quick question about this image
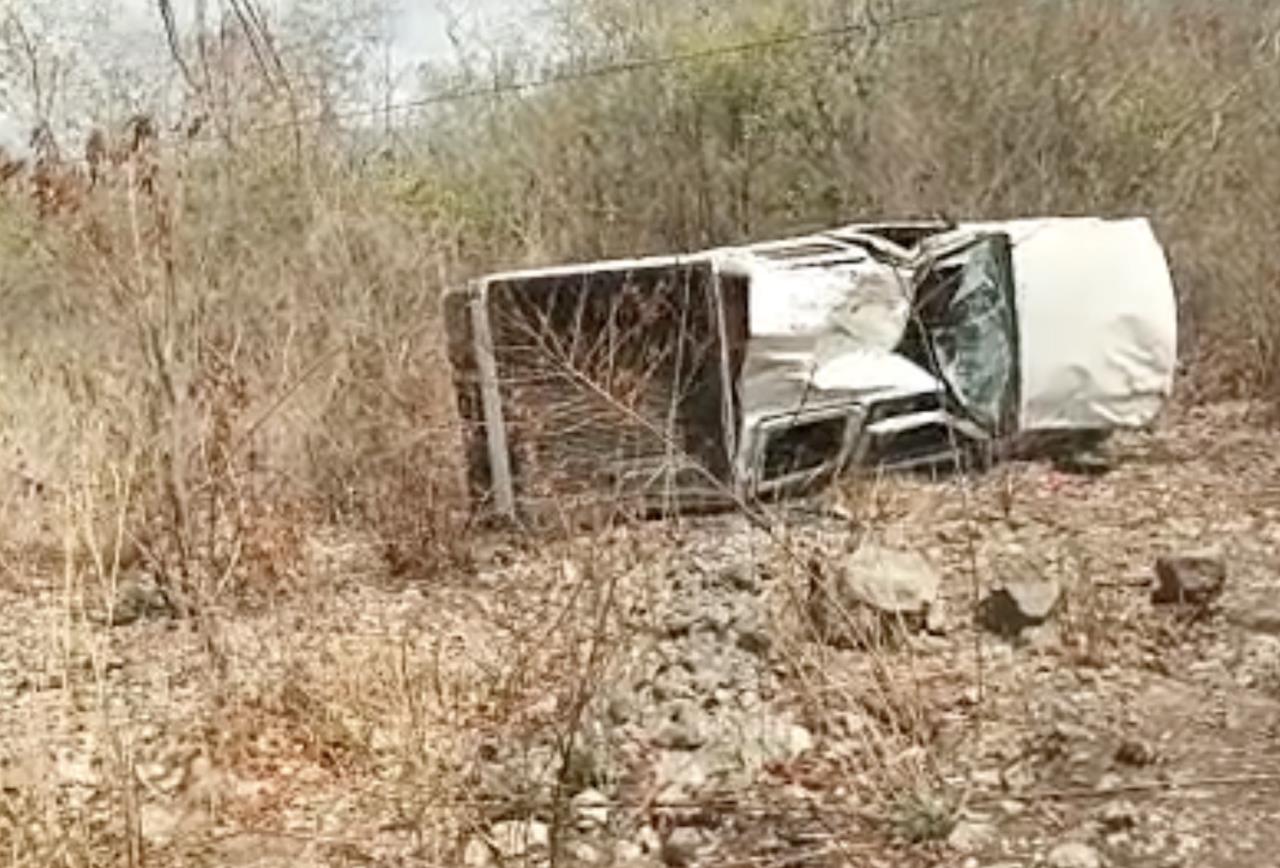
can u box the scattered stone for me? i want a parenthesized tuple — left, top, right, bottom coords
(0, 755, 44, 794)
(489, 820, 550, 860)
(721, 562, 760, 594)
(1053, 444, 1113, 477)
(636, 824, 663, 856)
(55, 751, 98, 788)
(607, 694, 637, 726)
(90, 572, 174, 627)
(614, 840, 647, 862)
(1114, 738, 1157, 768)
(785, 723, 815, 757)
(567, 840, 604, 864)
(661, 826, 708, 867)
(948, 819, 996, 854)
(1098, 800, 1137, 833)
(655, 701, 709, 751)
(845, 544, 942, 614)
(572, 788, 611, 831)
(1022, 623, 1062, 651)
(653, 751, 710, 797)
(1094, 772, 1125, 793)
(734, 618, 771, 655)
(466, 531, 808, 860)
(925, 602, 950, 636)
(1046, 841, 1103, 868)
(810, 544, 941, 646)
(981, 572, 1062, 637)
(1152, 551, 1226, 606)
(1171, 831, 1205, 859)
(140, 803, 182, 846)
(463, 836, 495, 868)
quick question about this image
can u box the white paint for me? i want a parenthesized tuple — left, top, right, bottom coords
(972, 217, 1178, 430)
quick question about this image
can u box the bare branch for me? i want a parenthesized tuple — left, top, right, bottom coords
(156, 0, 201, 93)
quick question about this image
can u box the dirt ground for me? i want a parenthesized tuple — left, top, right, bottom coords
(864, 399, 1280, 868)
(1, 400, 1277, 867)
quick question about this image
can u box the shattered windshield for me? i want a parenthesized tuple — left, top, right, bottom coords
(927, 235, 1018, 434)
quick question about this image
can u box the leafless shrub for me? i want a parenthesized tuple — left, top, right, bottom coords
(3, 0, 1279, 864)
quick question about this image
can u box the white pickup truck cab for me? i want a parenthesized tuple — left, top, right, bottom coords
(445, 217, 1176, 522)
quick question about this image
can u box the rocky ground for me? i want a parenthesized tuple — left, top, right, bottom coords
(1, 400, 1277, 867)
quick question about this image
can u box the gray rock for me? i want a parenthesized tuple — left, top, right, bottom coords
(617, 543, 806, 822)
(463, 836, 495, 868)
(606, 693, 637, 726)
(734, 615, 771, 656)
(655, 701, 709, 751)
(981, 573, 1062, 637)
(739, 719, 814, 773)
(614, 840, 646, 862)
(1152, 550, 1226, 605)
(662, 609, 696, 638)
(1021, 623, 1062, 651)
(567, 840, 604, 864)
(489, 820, 550, 860)
(54, 751, 99, 788)
(1053, 445, 1113, 477)
(661, 827, 708, 867)
(92, 572, 174, 627)
(572, 788, 611, 831)
(810, 544, 941, 646)
(925, 602, 950, 636)
(721, 562, 760, 593)
(844, 544, 942, 613)
(1098, 800, 1136, 833)
(140, 803, 182, 846)
(653, 750, 710, 796)
(636, 824, 663, 856)
(1046, 841, 1103, 868)
(1113, 738, 1157, 768)
(786, 723, 815, 756)
(947, 819, 996, 854)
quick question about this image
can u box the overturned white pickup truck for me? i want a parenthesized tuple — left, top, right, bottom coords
(444, 217, 1177, 522)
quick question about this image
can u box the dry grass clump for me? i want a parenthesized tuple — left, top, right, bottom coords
(2, 0, 1278, 596)
(0, 122, 471, 605)
(1, 0, 1279, 865)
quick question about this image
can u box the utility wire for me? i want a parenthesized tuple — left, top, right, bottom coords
(236, 0, 1016, 136)
(14, 0, 1017, 165)
(231, 0, 1028, 141)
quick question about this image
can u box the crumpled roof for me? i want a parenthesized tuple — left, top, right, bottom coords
(970, 217, 1177, 431)
(719, 215, 1176, 434)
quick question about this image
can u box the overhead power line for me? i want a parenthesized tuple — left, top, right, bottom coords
(17, 0, 1017, 164)
(236, 0, 1016, 137)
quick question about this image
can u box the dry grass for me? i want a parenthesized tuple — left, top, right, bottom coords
(1, 0, 1279, 865)
(415, 0, 1280, 405)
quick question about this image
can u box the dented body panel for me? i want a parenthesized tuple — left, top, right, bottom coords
(444, 216, 1177, 521)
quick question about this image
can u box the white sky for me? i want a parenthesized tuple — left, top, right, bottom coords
(0, 0, 534, 156)
(111, 0, 529, 67)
